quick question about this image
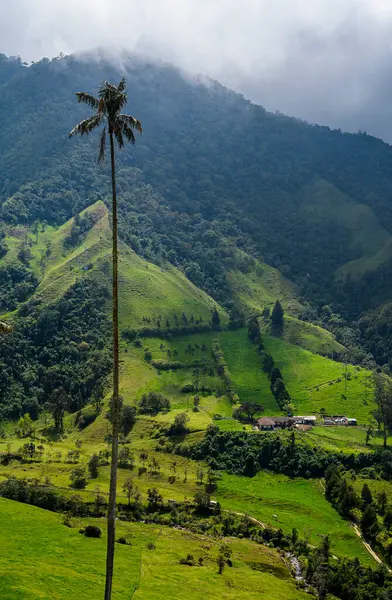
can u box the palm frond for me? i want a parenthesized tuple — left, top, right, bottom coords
(0, 321, 12, 334)
(98, 126, 107, 163)
(75, 92, 99, 109)
(119, 114, 143, 134)
(69, 114, 102, 138)
(98, 80, 110, 98)
(118, 77, 126, 92)
(114, 126, 124, 149)
(121, 123, 136, 144)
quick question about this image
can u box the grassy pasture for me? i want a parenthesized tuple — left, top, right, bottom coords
(0, 498, 308, 600)
(216, 471, 374, 565)
(263, 335, 374, 423)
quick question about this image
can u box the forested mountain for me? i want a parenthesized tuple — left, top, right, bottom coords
(1, 49, 392, 394)
(5, 52, 392, 600)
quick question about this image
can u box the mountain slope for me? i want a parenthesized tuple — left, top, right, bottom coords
(1, 201, 227, 327)
(299, 179, 392, 279)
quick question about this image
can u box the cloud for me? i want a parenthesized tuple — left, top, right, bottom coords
(3, 0, 392, 140)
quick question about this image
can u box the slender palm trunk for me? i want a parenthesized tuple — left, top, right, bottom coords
(104, 131, 120, 600)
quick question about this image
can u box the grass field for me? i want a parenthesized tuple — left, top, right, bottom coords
(218, 329, 279, 414)
(303, 426, 392, 454)
(0, 411, 377, 568)
(216, 471, 374, 565)
(280, 316, 344, 356)
(263, 335, 374, 423)
(0, 498, 309, 600)
(229, 251, 303, 316)
(119, 326, 374, 428)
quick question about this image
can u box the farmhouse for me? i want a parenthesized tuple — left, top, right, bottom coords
(293, 416, 317, 425)
(256, 417, 275, 431)
(323, 416, 358, 426)
(272, 416, 295, 429)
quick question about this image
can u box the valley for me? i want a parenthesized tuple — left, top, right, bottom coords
(1, 52, 392, 600)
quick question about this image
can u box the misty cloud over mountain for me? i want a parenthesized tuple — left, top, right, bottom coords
(3, 0, 392, 141)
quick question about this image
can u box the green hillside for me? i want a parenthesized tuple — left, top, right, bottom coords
(118, 327, 372, 424)
(264, 334, 374, 422)
(300, 179, 392, 279)
(228, 251, 344, 357)
(0, 498, 308, 600)
(1, 201, 227, 328)
(229, 251, 303, 316)
(216, 472, 373, 565)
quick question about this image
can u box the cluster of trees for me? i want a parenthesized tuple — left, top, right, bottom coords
(0, 261, 38, 311)
(359, 303, 392, 371)
(176, 425, 385, 478)
(247, 313, 291, 412)
(211, 338, 239, 403)
(373, 373, 392, 448)
(138, 392, 171, 415)
(325, 464, 392, 563)
(0, 277, 111, 420)
(260, 351, 292, 413)
(63, 210, 95, 249)
(122, 322, 213, 343)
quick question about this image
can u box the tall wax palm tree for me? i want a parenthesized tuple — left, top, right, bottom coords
(70, 78, 142, 600)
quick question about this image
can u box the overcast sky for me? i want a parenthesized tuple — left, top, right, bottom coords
(3, 0, 392, 141)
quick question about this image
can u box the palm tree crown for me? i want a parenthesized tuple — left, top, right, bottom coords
(69, 77, 142, 159)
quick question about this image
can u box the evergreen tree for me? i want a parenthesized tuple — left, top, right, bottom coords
(271, 300, 284, 326)
(361, 505, 378, 539)
(270, 367, 283, 386)
(247, 316, 261, 343)
(373, 373, 392, 448)
(361, 483, 373, 506)
(211, 307, 221, 328)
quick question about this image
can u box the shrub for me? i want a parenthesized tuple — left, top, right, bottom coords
(119, 447, 134, 469)
(168, 412, 190, 436)
(179, 554, 195, 566)
(122, 405, 136, 436)
(75, 406, 97, 430)
(151, 359, 185, 370)
(84, 525, 102, 538)
(181, 383, 194, 393)
(117, 536, 131, 545)
(144, 348, 152, 362)
(88, 454, 99, 479)
(70, 467, 87, 489)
